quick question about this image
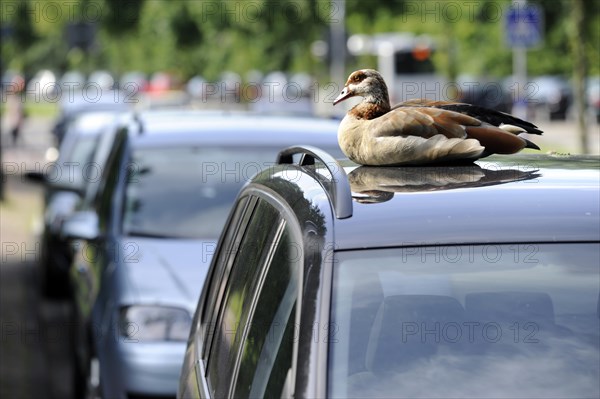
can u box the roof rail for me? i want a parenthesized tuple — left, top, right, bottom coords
(277, 145, 353, 219)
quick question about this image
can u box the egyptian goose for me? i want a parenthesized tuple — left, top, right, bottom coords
(333, 69, 542, 165)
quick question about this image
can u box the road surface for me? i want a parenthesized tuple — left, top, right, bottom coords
(1, 115, 73, 399)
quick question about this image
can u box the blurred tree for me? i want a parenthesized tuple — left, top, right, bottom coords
(13, 1, 38, 49)
(171, 4, 203, 48)
(567, 0, 589, 154)
(102, 0, 144, 34)
(1, 0, 598, 87)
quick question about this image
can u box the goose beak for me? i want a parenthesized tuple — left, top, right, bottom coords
(333, 87, 352, 106)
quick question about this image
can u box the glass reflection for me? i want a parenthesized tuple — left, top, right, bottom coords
(329, 243, 600, 398)
(348, 164, 540, 204)
(123, 146, 283, 238)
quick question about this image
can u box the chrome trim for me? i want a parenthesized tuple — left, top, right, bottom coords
(277, 145, 353, 219)
(195, 360, 210, 398)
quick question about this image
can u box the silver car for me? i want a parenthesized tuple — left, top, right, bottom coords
(62, 111, 343, 398)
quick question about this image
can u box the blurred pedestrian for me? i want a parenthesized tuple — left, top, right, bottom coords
(6, 74, 26, 146)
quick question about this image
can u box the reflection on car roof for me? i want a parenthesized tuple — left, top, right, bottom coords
(333, 154, 600, 250)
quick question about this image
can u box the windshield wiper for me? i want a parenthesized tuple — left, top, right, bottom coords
(125, 230, 176, 239)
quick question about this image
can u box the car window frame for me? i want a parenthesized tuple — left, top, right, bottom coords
(201, 187, 305, 398)
(228, 216, 300, 398)
(205, 197, 281, 395)
(93, 129, 128, 234)
(200, 195, 257, 360)
(178, 194, 252, 398)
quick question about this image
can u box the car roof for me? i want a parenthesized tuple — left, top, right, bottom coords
(129, 112, 341, 147)
(332, 155, 600, 249)
(258, 151, 599, 250)
(68, 111, 123, 137)
(59, 90, 132, 114)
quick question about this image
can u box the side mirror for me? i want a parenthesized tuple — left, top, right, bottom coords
(24, 171, 47, 184)
(62, 211, 100, 241)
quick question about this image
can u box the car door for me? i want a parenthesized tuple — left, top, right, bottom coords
(193, 193, 303, 398)
(70, 131, 127, 325)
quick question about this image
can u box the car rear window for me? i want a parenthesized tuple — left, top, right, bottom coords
(329, 243, 600, 399)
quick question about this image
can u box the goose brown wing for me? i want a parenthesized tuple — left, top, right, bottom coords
(394, 100, 543, 135)
(372, 107, 530, 154)
(436, 103, 543, 135)
(370, 107, 480, 139)
(394, 99, 462, 108)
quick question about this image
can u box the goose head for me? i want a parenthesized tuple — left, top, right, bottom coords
(333, 69, 391, 111)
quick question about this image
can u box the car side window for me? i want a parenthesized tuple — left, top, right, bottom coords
(94, 135, 126, 232)
(200, 197, 250, 314)
(206, 199, 282, 398)
(232, 221, 300, 398)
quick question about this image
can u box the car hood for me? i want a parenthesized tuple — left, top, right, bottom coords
(118, 237, 216, 312)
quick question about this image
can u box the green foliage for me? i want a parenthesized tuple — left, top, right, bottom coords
(2, 0, 598, 82)
(171, 4, 203, 48)
(102, 0, 144, 34)
(13, 1, 38, 48)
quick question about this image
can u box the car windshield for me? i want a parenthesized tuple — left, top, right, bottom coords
(67, 135, 98, 166)
(122, 146, 285, 239)
(329, 243, 600, 399)
(51, 135, 98, 187)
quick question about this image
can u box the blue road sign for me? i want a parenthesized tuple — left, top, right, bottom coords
(505, 4, 544, 48)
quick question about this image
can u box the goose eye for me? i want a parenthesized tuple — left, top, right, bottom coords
(353, 73, 366, 83)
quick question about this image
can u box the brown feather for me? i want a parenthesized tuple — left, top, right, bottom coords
(464, 126, 527, 154)
(395, 99, 462, 108)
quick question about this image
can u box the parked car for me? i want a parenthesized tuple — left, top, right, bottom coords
(26, 111, 126, 298)
(531, 75, 573, 120)
(52, 89, 132, 145)
(59, 70, 86, 92)
(26, 69, 57, 97)
(457, 76, 511, 113)
(179, 148, 600, 399)
(586, 76, 600, 123)
(503, 75, 573, 120)
(62, 112, 343, 399)
(119, 71, 148, 95)
(1, 70, 24, 93)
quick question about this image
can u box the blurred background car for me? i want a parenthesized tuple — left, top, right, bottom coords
(456, 75, 512, 113)
(503, 75, 574, 121)
(529, 75, 573, 120)
(58, 70, 86, 92)
(87, 70, 116, 90)
(26, 111, 126, 298)
(25, 69, 57, 98)
(586, 76, 600, 122)
(119, 71, 149, 96)
(62, 111, 344, 399)
(52, 88, 133, 145)
(1, 70, 24, 93)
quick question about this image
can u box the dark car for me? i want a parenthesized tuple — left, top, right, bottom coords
(27, 111, 126, 298)
(529, 75, 573, 120)
(502, 75, 573, 121)
(457, 77, 512, 113)
(179, 148, 600, 399)
(61, 112, 343, 399)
